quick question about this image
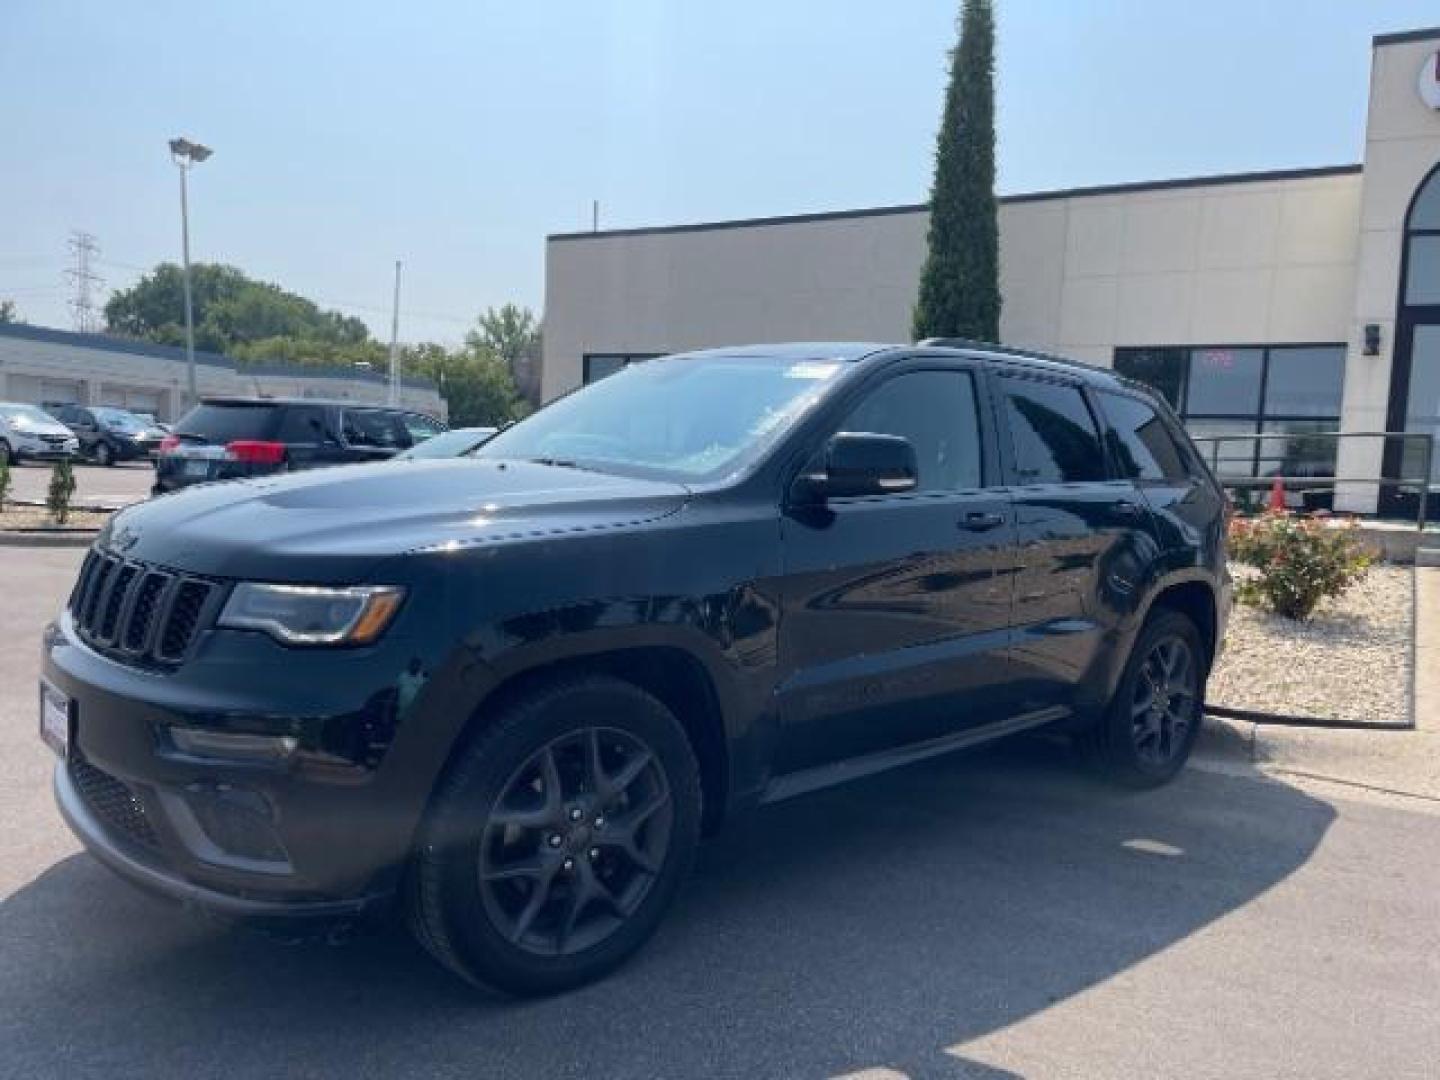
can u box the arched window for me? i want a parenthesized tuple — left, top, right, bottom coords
(1404, 165, 1440, 306)
(1393, 163, 1440, 502)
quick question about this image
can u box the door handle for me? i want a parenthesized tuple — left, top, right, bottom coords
(960, 510, 1006, 531)
(1113, 500, 1144, 519)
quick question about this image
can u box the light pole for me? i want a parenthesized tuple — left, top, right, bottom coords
(169, 137, 212, 409)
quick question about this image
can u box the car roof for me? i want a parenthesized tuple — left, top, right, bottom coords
(198, 396, 424, 409)
(656, 341, 1140, 393)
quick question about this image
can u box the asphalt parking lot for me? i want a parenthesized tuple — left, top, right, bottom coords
(1, 548, 1437, 1079)
(6, 459, 155, 508)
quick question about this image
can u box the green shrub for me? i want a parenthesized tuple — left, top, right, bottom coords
(47, 459, 76, 525)
(1227, 512, 1374, 621)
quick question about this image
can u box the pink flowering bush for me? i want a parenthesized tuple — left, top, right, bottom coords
(1227, 512, 1375, 621)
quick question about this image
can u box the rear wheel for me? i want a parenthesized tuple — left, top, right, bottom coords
(407, 675, 702, 995)
(93, 441, 114, 467)
(1081, 609, 1205, 788)
(0, 440, 11, 467)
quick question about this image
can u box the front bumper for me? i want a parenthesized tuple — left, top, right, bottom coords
(42, 587, 453, 920)
(11, 435, 78, 459)
(53, 760, 384, 919)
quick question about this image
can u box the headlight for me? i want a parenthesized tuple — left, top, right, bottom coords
(218, 583, 404, 646)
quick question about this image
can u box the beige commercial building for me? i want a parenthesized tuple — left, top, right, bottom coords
(543, 27, 1440, 514)
(0, 323, 446, 421)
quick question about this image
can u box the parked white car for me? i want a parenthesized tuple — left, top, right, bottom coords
(0, 402, 80, 466)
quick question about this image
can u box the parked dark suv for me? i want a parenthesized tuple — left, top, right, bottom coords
(152, 397, 447, 493)
(43, 403, 165, 465)
(42, 342, 1230, 995)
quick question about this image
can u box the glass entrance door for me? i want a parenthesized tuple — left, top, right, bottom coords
(1398, 320, 1440, 508)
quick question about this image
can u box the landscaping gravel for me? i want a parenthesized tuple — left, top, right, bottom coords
(1207, 563, 1413, 723)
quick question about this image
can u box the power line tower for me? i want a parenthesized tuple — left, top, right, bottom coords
(65, 231, 105, 333)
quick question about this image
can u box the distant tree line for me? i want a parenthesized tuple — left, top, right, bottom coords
(103, 263, 540, 426)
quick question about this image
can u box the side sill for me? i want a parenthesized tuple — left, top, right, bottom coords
(759, 705, 1069, 805)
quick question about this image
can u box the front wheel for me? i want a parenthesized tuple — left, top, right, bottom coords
(0, 440, 11, 467)
(407, 675, 702, 995)
(92, 441, 114, 467)
(1080, 609, 1206, 788)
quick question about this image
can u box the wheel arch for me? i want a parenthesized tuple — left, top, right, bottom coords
(445, 644, 732, 836)
(1141, 576, 1219, 672)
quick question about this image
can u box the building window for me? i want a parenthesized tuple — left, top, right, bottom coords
(1114, 344, 1346, 478)
(583, 353, 661, 384)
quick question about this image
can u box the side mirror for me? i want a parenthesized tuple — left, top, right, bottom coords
(794, 432, 919, 502)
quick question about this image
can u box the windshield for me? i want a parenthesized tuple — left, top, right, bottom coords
(475, 355, 846, 481)
(0, 404, 59, 426)
(91, 408, 147, 432)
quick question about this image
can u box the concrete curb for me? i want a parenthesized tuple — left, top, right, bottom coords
(0, 529, 99, 548)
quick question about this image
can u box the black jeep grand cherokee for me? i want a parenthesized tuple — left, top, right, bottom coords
(42, 342, 1230, 995)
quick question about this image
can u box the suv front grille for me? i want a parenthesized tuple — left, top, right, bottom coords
(69, 749, 160, 850)
(69, 549, 224, 666)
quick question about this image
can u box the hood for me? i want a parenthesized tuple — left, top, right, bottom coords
(7, 415, 73, 437)
(105, 458, 689, 581)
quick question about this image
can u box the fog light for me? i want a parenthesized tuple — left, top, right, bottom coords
(170, 728, 298, 762)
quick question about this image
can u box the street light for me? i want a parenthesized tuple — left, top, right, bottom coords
(169, 137, 212, 409)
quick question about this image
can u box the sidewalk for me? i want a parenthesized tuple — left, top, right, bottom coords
(1196, 566, 1440, 803)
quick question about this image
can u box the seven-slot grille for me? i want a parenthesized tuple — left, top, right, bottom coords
(69, 549, 222, 665)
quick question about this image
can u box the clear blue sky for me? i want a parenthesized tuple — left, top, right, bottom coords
(2, 1, 1437, 344)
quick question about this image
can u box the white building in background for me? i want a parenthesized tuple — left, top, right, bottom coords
(0, 323, 446, 421)
(543, 26, 1440, 514)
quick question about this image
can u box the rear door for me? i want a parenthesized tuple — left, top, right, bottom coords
(1094, 388, 1227, 568)
(776, 361, 1017, 774)
(994, 372, 1159, 713)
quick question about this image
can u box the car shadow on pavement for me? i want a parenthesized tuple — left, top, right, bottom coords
(0, 738, 1334, 1080)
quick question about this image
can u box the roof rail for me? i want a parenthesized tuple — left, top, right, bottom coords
(915, 337, 1106, 373)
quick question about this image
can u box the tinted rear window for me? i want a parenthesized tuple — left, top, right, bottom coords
(1100, 392, 1194, 482)
(174, 403, 281, 443)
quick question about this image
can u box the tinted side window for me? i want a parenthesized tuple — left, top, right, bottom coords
(400, 412, 445, 441)
(1000, 378, 1106, 484)
(1101, 392, 1192, 482)
(837, 370, 982, 492)
(343, 409, 405, 448)
(276, 405, 328, 443)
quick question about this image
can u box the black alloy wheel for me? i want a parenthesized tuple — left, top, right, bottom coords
(478, 726, 674, 956)
(408, 675, 701, 995)
(1129, 636, 1198, 767)
(1081, 608, 1206, 788)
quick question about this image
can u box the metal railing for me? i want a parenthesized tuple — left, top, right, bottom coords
(1188, 430, 1436, 532)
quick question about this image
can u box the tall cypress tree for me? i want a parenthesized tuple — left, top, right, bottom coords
(912, 0, 1000, 342)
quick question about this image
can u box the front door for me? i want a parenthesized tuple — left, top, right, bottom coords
(775, 364, 1017, 775)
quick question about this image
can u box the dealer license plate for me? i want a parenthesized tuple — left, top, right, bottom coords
(40, 681, 70, 758)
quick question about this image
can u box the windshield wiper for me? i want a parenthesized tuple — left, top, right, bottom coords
(524, 456, 587, 470)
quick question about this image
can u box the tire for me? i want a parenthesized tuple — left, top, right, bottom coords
(0, 441, 11, 467)
(1080, 609, 1206, 789)
(93, 441, 114, 467)
(407, 674, 703, 996)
